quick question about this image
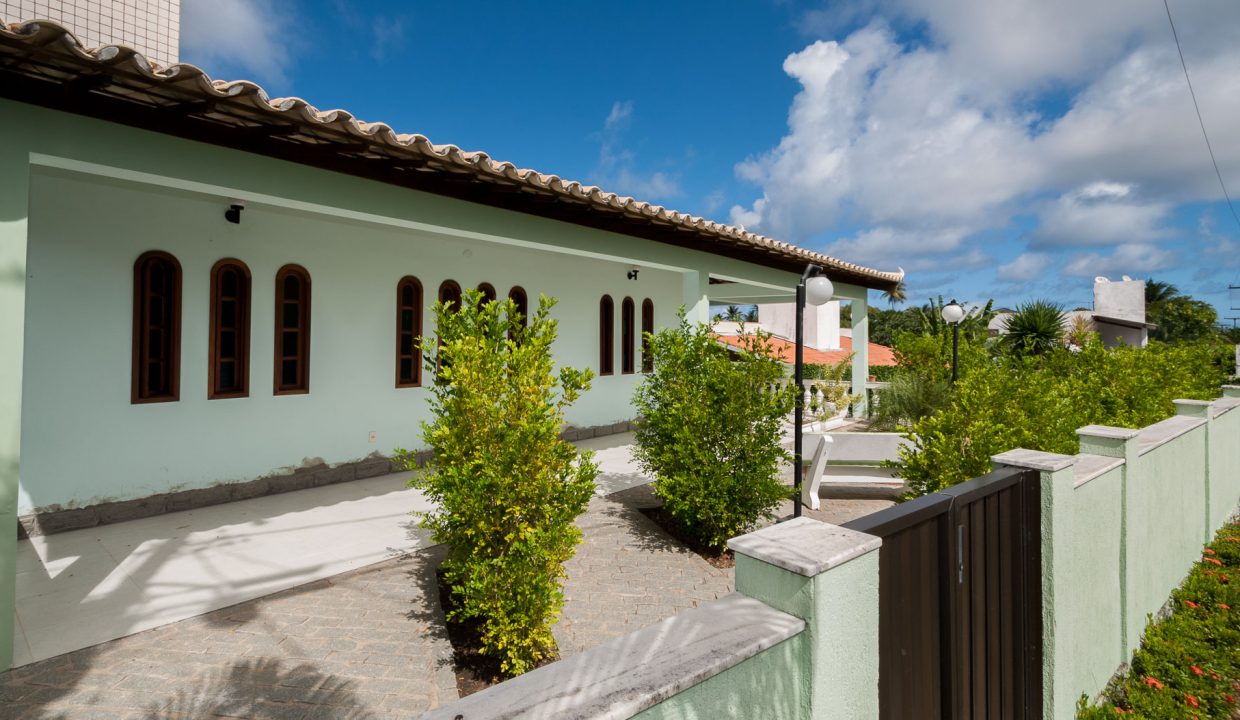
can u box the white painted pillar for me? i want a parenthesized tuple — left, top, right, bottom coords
(850, 296, 869, 418)
(0, 140, 28, 671)
(681, 270, 709, 325)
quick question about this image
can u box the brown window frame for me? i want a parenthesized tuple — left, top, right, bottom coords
(274, 264, 311, 395)
(208, 258, 252, 399)
(508, 286, 528, 342)
(438, 279, 463, 312)
(131, 250, 182, 403)
(396, 276, 423, 388)
(599, 295, 615, 376)
(621, 297, 636, 374)
(641, 298, 655, 373)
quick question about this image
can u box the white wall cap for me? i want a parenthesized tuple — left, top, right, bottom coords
(728, 517, 880, 577)
(418, 592, 803, 720)
(991, 448, 1078, 472)
(1073, 453, 1125, 488)
(1076, 425, 1140, 440)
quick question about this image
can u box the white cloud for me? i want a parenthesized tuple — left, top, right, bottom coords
(731, 1, 1240, 286)
(997, 253, 1052, 283)
(605, 101, 634, 131)
(592, 101, 682, 201)
(1030, 183, 1172, 247)
(1062, 243, 1180, 277)
(181, 0, 293, 86)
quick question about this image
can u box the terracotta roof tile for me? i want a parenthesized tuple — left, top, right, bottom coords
(0, 18, 905, 290)
(715, 334, 898, 367)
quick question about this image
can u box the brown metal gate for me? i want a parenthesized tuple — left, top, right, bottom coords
(843, 466, 1043, 720)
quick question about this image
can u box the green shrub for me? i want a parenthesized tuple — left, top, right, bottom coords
(1077, 520, 1240, 719)
(633, 317, 795, 552)
(899, 340, 1225, 496)
(1000, 300, 1067, 355)
(870, 370, 953, 431)
(399, 291, 597, 676)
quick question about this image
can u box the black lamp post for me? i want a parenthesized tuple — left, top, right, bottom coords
(793, 264, 835, 518)
(941, 299, 965, 383)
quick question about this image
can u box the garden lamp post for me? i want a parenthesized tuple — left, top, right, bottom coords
(793, 265, 835, 518)
(941, 299, 965, 383)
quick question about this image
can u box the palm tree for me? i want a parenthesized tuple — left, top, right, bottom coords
(743, 307, 759, 323)
(1145, 279, 1180, 304)
(882, 279, 908, 307)
(1002, 300, 1066, 355)
(724, 305, 745, 322)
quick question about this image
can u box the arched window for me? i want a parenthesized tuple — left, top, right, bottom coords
(209, 258, 251, 399)
(438, 280, 462, 312)
(274, 265, 311, 395)
(599, 295, 614, 376)
(396, 276, 423, 388)
(641, 299, 654, 373)
(132, 251, 182, 403)
(477, 282, 497, 305)
(508, 286, 528, 342)
(621, 297, 636, 375)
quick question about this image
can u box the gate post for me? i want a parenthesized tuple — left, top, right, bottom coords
(730, 518, 882, 719)
(992, 449, 1077, 720)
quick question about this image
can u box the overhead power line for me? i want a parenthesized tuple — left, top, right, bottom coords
(1162, 0, 1240, 240)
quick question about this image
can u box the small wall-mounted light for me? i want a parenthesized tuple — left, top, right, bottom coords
(224, 200, 245, 224)
(627, 267, 640, 280)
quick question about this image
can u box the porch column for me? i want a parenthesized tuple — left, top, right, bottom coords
(681, 269, 709, 324)
(850, 296, 869, 418)
(0, 144, 28, 671)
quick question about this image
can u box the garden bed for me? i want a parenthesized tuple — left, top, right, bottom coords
(638, 505, 735, 569)
(435, 570, 560, 697)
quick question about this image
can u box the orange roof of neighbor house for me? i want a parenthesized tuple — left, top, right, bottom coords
(715, 334, 898, 367)
(0, 19, 907, 291)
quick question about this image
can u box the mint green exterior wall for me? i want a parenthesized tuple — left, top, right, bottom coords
(1041, 464, 1126, 719)
(1005, 398, 1240, 719)
(632, 634, 808, 720)
(1209, 405, 1240, 531)
(1125, 430, 1207, 649)
(0, 98, 874, 516)
(0, 102, 30, 671)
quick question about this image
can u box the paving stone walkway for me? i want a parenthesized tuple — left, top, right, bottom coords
(0, 546, 457, 720)
(0, 484, 890, 719)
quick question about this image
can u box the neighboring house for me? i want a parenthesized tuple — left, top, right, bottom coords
(989, 276, 1154, 348)
(0, 6, 904, 665)
(713, 301, 898, 371)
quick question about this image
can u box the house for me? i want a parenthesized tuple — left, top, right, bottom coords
(989, 276, 1154, 348)
(0, 8, 903, 670)
(713, 301, 898, 370)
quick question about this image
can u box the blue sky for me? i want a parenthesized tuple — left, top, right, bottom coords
(180, 0, 1240, 318)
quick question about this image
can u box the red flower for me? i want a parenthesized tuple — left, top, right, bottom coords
(1192, 665, 1204, 676)
(1220, 603, 1232, 610)
(1144, 676, 1165, 690)
(1211, 672, 1220, 681)
(1226, 693, 1236, 703)
(1205, 557, 1224, 566)
(1205, 548, 1216, 555)
(1185, 600, 1200, 608)
(1221, 575, 1230, 584)
(1185, 694, 1199, 708)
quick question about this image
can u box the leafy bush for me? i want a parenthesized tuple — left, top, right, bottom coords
(633, 317, 795, 552)
(870, 370, 953, 431)
(1077, 520, 1240, 719)
(400, 291, 597, 676)
(899, 340, 1225, 496)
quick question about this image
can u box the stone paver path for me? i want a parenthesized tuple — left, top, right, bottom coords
(1, 481, 891, 719)
(0, 546, 456, 720)
(554, 487, 733, 655)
